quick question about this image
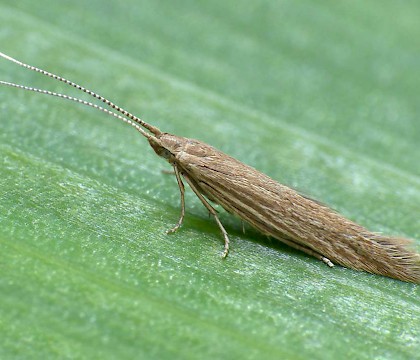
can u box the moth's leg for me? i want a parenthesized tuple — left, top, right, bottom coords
(182, 174, 230, 258)
(162, 169, 175, 175)
(166, 165, 185, 234)
(279, 238, 334, 267)
(321, 257, 334, 267)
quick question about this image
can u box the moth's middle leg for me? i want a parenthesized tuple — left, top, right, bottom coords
(182, 173, 230, 258)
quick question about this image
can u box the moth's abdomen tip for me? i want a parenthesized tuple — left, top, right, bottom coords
(379, 236, 420, 283)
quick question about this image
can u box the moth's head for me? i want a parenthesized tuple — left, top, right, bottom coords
(148, 133, 187, 163)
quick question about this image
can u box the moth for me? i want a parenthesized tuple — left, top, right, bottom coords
(1, 51, 419, 283)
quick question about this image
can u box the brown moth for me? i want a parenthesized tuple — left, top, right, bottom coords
(1, 51, 419, 283)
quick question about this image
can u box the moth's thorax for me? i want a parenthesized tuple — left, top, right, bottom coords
(148, 132, 216, 164)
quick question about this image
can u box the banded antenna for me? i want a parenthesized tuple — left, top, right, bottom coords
(0, 51, 161, 140)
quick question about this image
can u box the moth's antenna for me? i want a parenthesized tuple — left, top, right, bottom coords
(0, 51, 161, 136)
(0, 80, 154, 140)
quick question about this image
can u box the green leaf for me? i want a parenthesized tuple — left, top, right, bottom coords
(1, 1, 419, 359)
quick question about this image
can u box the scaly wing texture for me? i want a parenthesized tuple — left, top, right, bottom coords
(179, 140, 420, 283)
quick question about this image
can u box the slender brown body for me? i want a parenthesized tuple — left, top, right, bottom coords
(2, 51, 419, 283)
(152, 133, 420, 283)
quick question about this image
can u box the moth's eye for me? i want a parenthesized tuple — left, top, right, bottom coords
(161, 149, 173, 159)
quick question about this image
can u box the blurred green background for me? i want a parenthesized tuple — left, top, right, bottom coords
(0, 1, 419, 359)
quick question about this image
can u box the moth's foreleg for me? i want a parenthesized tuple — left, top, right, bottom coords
(182, 173, 230, 258)
(166, 165, 185, 234)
